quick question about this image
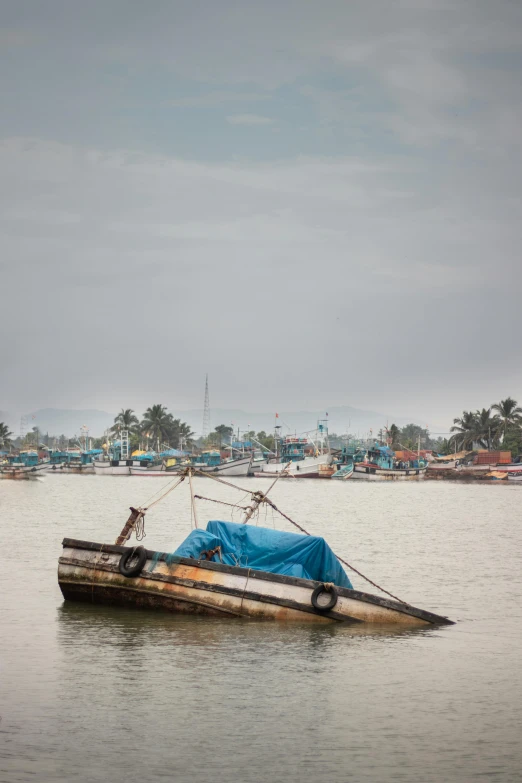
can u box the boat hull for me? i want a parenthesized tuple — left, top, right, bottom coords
(352, 465, 427, 481)
(197, 457, 252, 477)
(0, 462, 50, 479)
(331, 465, 354, 480)
(50, 464, 95, 474)
(57, 538, 452, 626)
(256, 454, 332, 479)
(93, 460, 132, 476)
(129, 465, 181, 477)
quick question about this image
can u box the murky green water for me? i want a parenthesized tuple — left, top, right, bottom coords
(1, 475, 521, 782)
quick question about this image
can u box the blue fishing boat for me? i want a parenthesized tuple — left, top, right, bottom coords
(0, 451, 50, 479)
(332, 442, 427, 481)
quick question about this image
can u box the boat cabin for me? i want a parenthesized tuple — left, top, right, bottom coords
(192, 451, 221, 467)
(9, 451, 39, 467)
(279, 437, 309, 463)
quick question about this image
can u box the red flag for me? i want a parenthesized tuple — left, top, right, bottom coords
(275, 412, 279, 418)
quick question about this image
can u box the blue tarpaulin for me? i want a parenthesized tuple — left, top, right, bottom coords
(173, 520, 353, 589)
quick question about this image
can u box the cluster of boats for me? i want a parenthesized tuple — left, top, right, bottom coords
(5, 426, 522, 483)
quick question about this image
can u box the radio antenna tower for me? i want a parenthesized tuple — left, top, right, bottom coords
(202, 374, 210, 439)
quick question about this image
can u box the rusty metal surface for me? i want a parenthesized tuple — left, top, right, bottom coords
(57, 544, 438, 626)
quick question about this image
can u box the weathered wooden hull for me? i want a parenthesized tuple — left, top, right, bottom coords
(352, 465, 427, 481)
(0, 462, 50, 479)
(50, 464, 95, 474)
(58, 539, 452, 626)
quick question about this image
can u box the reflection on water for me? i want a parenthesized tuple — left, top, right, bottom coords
(1, 476, 522, 782)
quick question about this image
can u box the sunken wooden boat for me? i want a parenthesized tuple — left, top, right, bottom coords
(57, 471, 453, 626)
(58, 537, 452, 625)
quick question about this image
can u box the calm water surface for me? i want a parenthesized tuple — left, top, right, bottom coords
(1, 476, 521, 782)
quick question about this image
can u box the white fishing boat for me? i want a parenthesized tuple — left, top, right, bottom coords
(57, 468, 453, 627)
(93, 459, 136, 476)
(255, 426, 332, 479)
(196, 455, 252, 477)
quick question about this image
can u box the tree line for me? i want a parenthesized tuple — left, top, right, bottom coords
(111, 405, 194, 452)
(447, 397, 522, 454)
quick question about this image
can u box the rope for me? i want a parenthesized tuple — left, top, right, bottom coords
(194, 495, 250, 512)
(135, 514, 146, 541)
(192, 469, 250, 493)
(263, 497, 410, 606)
(141, 473, 186, 511)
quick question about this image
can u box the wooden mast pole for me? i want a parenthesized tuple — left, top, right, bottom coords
(242, 463, 291, 524)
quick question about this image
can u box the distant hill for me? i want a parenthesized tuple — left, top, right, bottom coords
(23, 408, 115, 438)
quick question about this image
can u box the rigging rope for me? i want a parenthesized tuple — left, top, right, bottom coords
(194, 495, 250, 512)
(262, 496, 410, 606)
(141, 473, 187, 511)
(130, 465, 407, 605)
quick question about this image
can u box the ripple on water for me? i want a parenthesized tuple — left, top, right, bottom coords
(1, 476, 522, 782)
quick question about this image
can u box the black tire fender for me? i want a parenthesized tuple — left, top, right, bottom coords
(311, 583, 338, 612)
(119, 546, 147, 578)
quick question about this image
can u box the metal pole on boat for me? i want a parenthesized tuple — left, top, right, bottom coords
(188, 467, 199, 528)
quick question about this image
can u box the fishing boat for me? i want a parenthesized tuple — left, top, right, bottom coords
(191, 451, 252, 477)
(336, 443, 427, 481)
(507, 472, 522, 482)
(93, 430, 143, 476)
(0, 451, 50, 479)
(331, 464, 354, 480)
(50, 448, 103, 474)
(331, 442, 427, 481)
(255, 430, 332, 479)
(57, 469, 453, 626)
(249, 450, 269, 475)
(129, 450, 188, 477)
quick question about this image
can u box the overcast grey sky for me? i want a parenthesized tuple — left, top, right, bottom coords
(1, 0, 521, 427)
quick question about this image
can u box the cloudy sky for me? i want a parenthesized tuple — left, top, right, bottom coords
(1, 0, 522, 428)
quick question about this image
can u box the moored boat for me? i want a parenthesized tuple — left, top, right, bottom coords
(57, 468, 453, 626)
(331, 464, 354, 480)
(50, 448, 103, 474)
(350, 444, 426, 481)
(0, 451, 50, 479)
(255, 433, 332, 478)
(191, 451, 252, 477)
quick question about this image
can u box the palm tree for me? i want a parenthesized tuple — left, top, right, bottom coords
(111, 408, 139, 435)
(473, 408, 501, 450)
(450, 410, 477, 450)
(141, 405, 173, 451)
(492, 397, 522, 440)
(0, 422, 13, 450)
(168, 418, 195, 450)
